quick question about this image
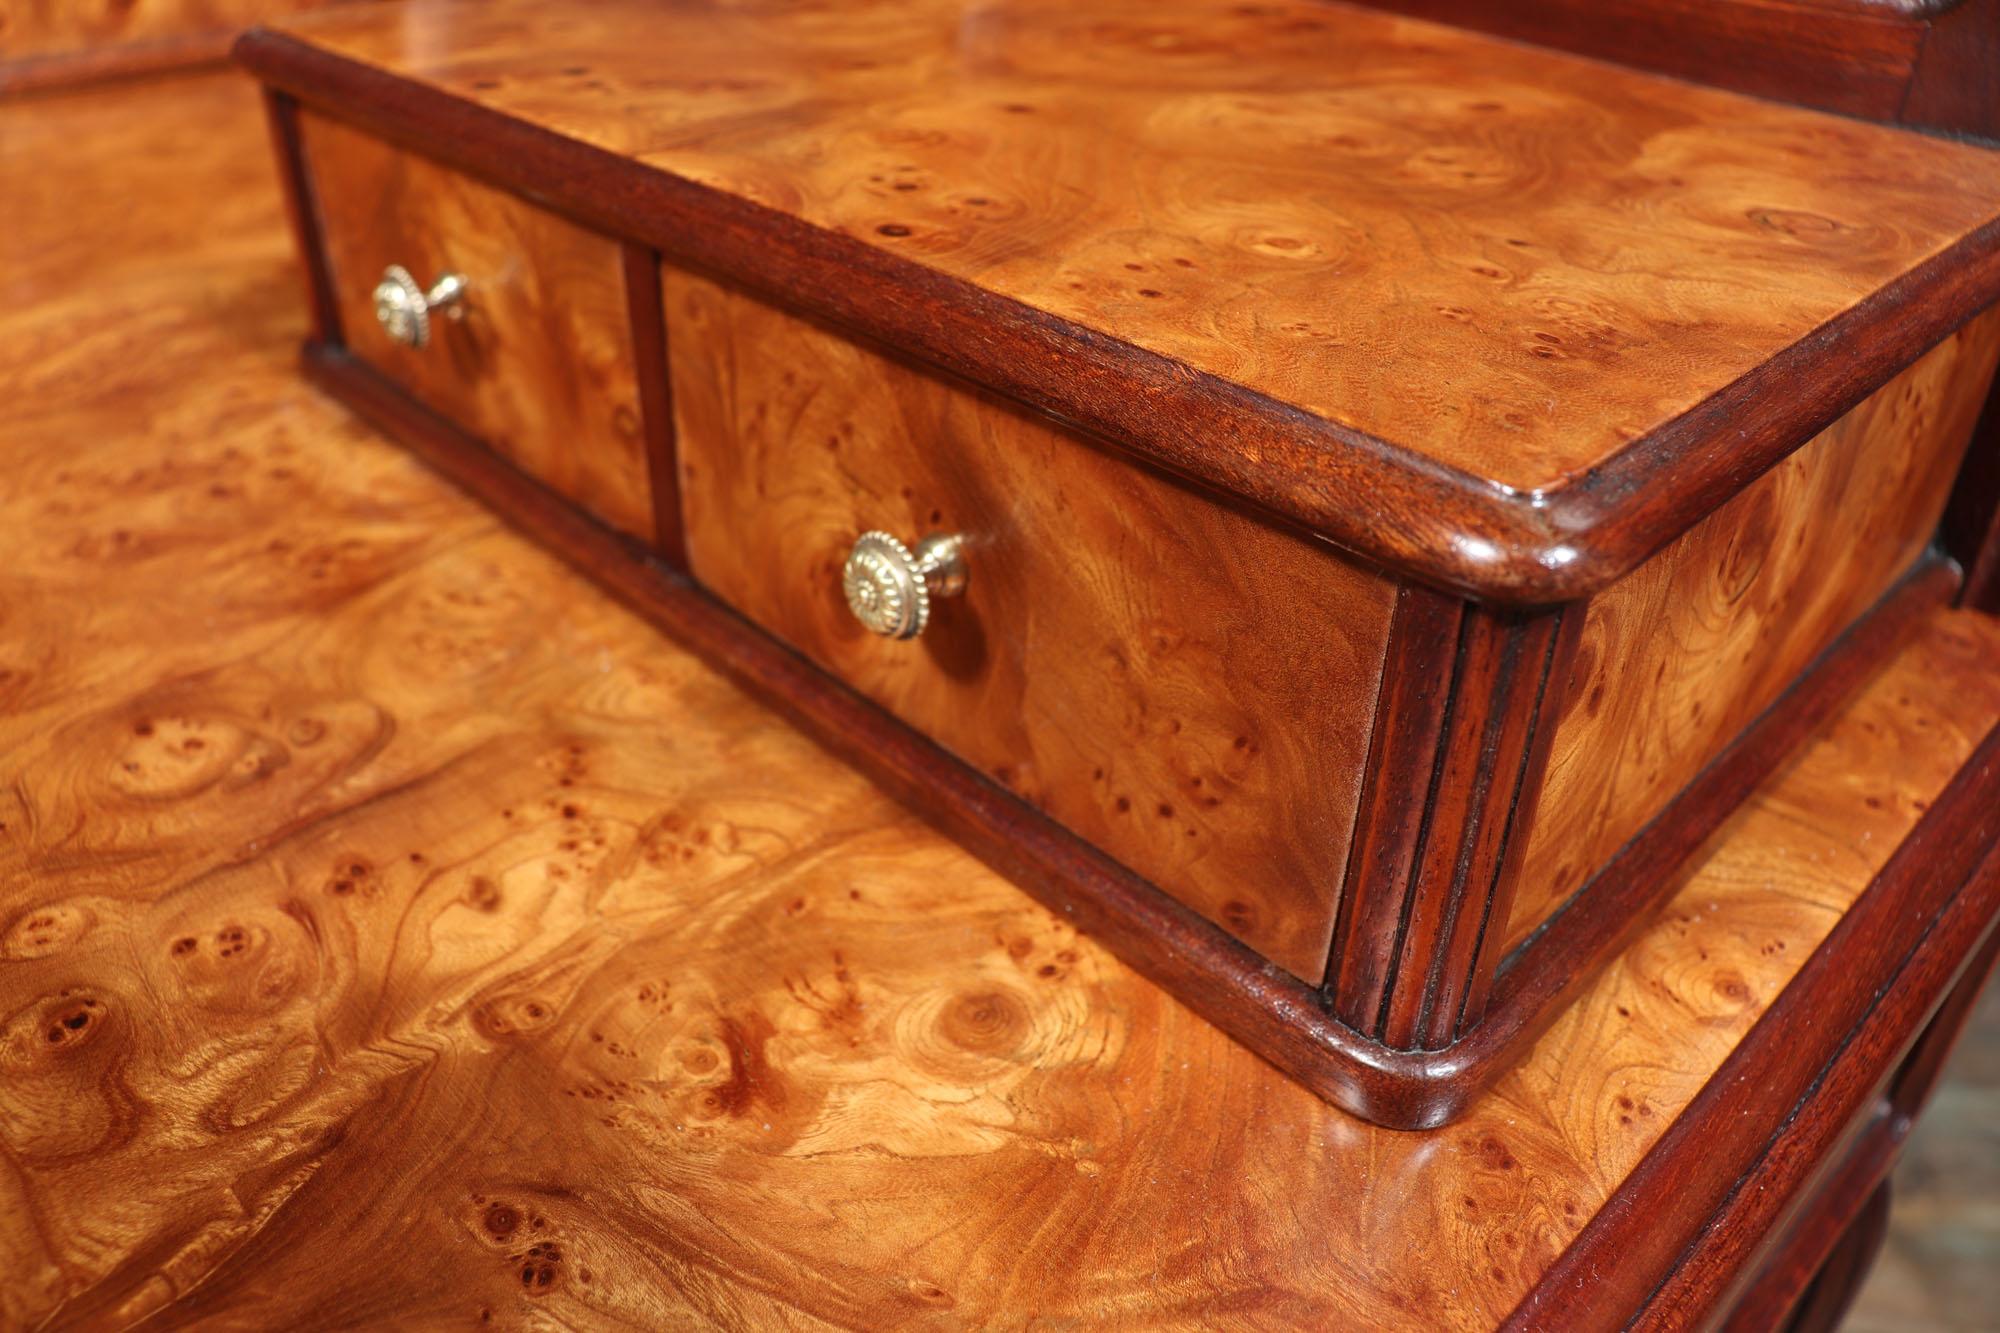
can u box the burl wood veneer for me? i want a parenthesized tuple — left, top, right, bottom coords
(10, 77, 2000, 1326)
(1510, 308, 2000, 949)
(240, 0, 2000, 581)
(300, 109, 656, 541)
(237, 0, 2000, 1120)
(670, 270, 1398, 978)
(0, 0, 354, 94)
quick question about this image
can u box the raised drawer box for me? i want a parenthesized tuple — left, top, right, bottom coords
(300, 110, 660, 542)
(239, 0, 2000, 1126)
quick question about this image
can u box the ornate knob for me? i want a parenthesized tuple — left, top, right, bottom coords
(842, 531, 967, 640)
(372, 264, 468, 348)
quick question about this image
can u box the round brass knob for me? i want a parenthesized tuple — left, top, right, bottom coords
(372, 264, 469, 349)
(842, 531, 967, 640)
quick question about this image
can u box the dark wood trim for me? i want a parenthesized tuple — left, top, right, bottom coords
(1944, 374, 2000, 612)
(1889, 916, 2000, 1116)
(1326, 585, 1463, 1025)
(1325, 601, 1579, 1050)
(1897, 0, 2000, 138)
(1458, 609, 1584, 1030)
(1771, 1180, 1895, 1333)
(293, 343, 1962, 1130)
(1720, 1111, 1902, 1332)
(261, 88, 343, 350)
(0, 31, 235, 99)
(619, 241, 686, 570)
(1334, 0, 2000, 143)
(1505, 728, 2000, 1329)
(1333, 0, 1929, 123)
(233, 31, 2000, 605)
(1723, 918, 2000, 1333)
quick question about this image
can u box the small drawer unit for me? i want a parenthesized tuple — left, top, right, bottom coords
(669, 269, 1399, 980)
(241, 0, 2000, 1126)
(299, 109, 657, 542)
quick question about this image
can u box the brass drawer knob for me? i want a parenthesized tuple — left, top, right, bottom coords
(372, 264, 469, 348)
(842, 531, 967, 640)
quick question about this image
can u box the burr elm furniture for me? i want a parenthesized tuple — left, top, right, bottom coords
(236, 0, 2000, 1127)
(11, 60, 2000, 1331)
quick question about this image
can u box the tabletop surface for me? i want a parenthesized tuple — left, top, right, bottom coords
(263, 0, 2000, 497)
(7, 67, 2000, 1330)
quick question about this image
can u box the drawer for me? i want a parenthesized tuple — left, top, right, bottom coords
(298, 110, 655, 541)
(244, 4, 2000, 1123)
(668, 270, 1400, 980)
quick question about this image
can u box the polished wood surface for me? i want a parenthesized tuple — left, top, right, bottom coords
(1335, 0, 1931, 124)
(301, 107, 655, 540)
(246, 0, 2000, 1102)
(1329, 593, 1577, 1045)
(258, 0, 2000, 493)
(240, 0, 2000, 602)
(669, 269, 1396, 979)
(1339, 0, 2000, 143)
(12, 70, 2000, 1330)
(0, 0, 352, 93)
(1507, 307, 2000, 949)
(1, 0, 337, 58)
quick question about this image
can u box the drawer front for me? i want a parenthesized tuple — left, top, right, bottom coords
(668, 270, 1398, 979)
(299, 111, 655, 541)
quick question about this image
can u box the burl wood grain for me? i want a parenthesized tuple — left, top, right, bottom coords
(668, 269, 1396, 980)
(0, 0, 346, 79)
(1506, 308, 2000, 950)
(12, 70, 2000, 1331)
(300, 108, 655, 540)
(265, 0, 2000, 496)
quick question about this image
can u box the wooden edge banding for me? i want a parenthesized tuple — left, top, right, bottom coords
(1726, 918, 1998, 1333)
(232, 31, 2000, 604)
(262, 88, 343, 349)
(1455, 608, 1583, 1035)
(1505, 728, 2000, 1329)
(1440, 600, 1576, 1040)
(1327, 601, 1580, 1052)
(619, 241, 686, 569)
(1326, 585, 1463, 1027)
(1888, 918, 2000, 1117)
(0, 31, 236, 99)
(290, 348, 1970, 1131)
(1719, 1107, 1905, 1333)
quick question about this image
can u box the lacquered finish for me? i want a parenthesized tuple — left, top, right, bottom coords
(0, 0, 349, 91)
(1338, 0, 2000, 143)
(239, 0, 2000, 1092)
(670, 269, 1397, 979)
(240, 0, 2000, 601)
(300, 108, 655, 539)
(1507, 307, 2000, 948)
(12, 72, 2000, 1329)
(1329, 596, 1578, 1046)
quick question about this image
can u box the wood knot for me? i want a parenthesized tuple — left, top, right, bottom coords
(517, 1241, 563, 1295)
(483, 1202, 521, 1240)
(41, 996, 104, 1049)
(474, 994, 558, 1039)
(1747, 207, 1847, 239)
(939, 989, 1029, 1055)
(3, 903, 93, 959)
